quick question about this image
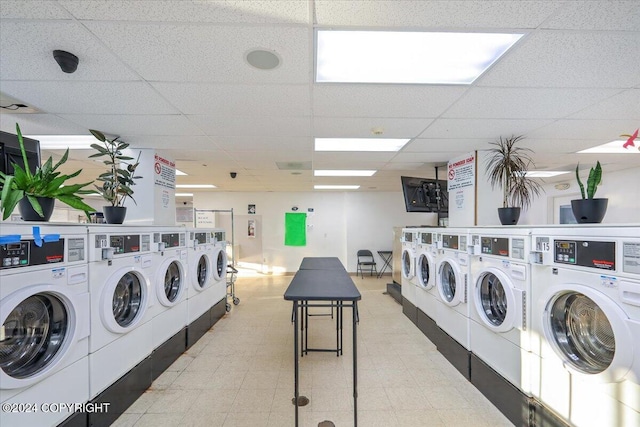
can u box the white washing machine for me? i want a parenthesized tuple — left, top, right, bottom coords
(529, 226, 640, 427)
(150, 227, 188, 349)
(210, 229, 229, 306)
(87, 225, 155, 399)
(414, 228, 439, 322)
(0, 223, 90, 427)
(186, 228, 216, 324)
(435, 228, 471, 349)
(468, 227, 533, 394)
(400, 228, 418, 307)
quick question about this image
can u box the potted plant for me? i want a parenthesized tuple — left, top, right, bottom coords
(485, 135, 544, 225)
(0, 123, 95, 221)
(571, 161, 607, 223)
(89, 129, 142, 224)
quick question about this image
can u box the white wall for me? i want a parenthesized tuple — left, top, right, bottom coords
(194, 191, 437, 273)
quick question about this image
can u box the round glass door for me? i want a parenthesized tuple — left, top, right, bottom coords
(196, 255, 208, 288)
(439, 261, 457, 302)
(113, 272, 143, 327)
(163, 261, 182, 302)
(548, 292, 614, 374)
(0, 294, 68, 379)
(216, 251, 225, 278)
(417, 254, 430, 287)
(402, 250, 411, 278)
(478, 273, 507, 326)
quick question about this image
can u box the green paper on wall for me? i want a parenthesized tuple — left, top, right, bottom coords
(285, 212, 307, 246)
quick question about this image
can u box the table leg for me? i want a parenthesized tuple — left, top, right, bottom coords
(353, 301, 358, 426)
(293, 300, 299, 426)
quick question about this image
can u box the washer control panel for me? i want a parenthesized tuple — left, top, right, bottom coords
(1, 239, 65, 269)
(554, 240, 615, 270)
(442, 234, 459, 250)
(480, 237, 509, 257)
(110, 234, 141, 254)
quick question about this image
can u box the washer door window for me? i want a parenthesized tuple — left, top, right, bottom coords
(548, 292, 614, 374)
(163, 261, 182, 303)
(478, 272, 507, 327)
(417, 253, 432, 288)
(212, 248, 228, 282)
(438, 260, 463, 306)
(402, 249, 414, 279)
(113, 272, 143, 327)
(0, 294, 68, 379)
(196, 255, 208, 289)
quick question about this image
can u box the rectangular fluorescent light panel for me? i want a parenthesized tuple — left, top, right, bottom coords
(524, 171, 570, 178)
(578, 140, 639, 154)
(316, 30, 523, 84)
(315, 138, 409, 152)
(175, 193, 193, 197)
(28, 135, 97, 149)
(175, 169, 187, 176)
(175, 184, 217, 188)
(314, 170, 376, 177)
(314, 185, 360, 190)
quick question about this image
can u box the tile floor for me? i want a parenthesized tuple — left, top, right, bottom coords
(114, 274, 513, 427)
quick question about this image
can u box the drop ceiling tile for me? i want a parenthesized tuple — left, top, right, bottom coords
(1, 81, 179, 115)
(421, 118, 553, 139)
(84, 22, 309, 84)
(570, 89, 640, 120)
(0, 21, 139, 81)
(382, 163, 429, 171)
(541, 1, 640, 31)
(523, 138, 612, 154)
(315, 0, 561, 28)
(479, 31, 640, 88)
(312, 161, 387, 170)
(61, 0, 309, 24)
(0, 113, 87, 135)
(527, 119, 636, 141)
(444, 88, 619, 119)
(230, 150, 311, 170)
(313, 117, 433, 138)
(211, 136, 312, 152)
(117, 135, 220, 151)
(313, 85, 468, 118)
(152, 83, 310, 116)
(0, 0, 71, 19)
(170, 150, 237, 163)
(404, 138, 491, 153)
(60, 115, 205, 137)
(391, 152, 466, 163)
(189, 115, 311, 137)
(313, 152, 397, 163)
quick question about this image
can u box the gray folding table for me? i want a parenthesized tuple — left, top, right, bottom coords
(284, 259, 361, 427)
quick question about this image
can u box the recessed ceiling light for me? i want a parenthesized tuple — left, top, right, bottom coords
(314, 185, 360, 190)
(315, 138, 409, 152)
(27, 135, 96, 149)
(175, 184, 217, 188)
(175, 169, 187, 176)
(316, 30, 523, 84)
(524, 171, 570, 178)
(246, 49, 281, 70)
(175, 192, 193, 197)
(578, 140, 639, 154)
(314, 170, 376, 177)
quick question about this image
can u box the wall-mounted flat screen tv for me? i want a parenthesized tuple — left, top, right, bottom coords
(401, 176, 448, 214)
(0, 130, 40, 176)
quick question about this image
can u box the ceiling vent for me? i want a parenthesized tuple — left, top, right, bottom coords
(276, 161, 311, 171)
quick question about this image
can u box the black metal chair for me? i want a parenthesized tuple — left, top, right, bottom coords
(356, 249, 378, 278)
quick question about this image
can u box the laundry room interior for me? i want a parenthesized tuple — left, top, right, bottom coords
(1, 2, 639, 427)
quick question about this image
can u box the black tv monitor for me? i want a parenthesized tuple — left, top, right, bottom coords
(401, 176, 449, 214)
(0, 130, 41, 176)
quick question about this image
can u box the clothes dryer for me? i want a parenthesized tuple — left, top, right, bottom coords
(435, 228, 471, 349)
(414, 228, 439, 322)
(87, 225, 155, 399)
(400, 229, 418, 307)
(150, 227, 188, 350)
(468, 228, 533, 394)
(529, 226, 640, 427)
(0, 223, 89, 427)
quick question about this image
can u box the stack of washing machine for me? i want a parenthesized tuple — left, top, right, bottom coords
(528, 226, 640, 427)
(86, 224, 157, 425)
(0, 223, 90, 427)
(413, 228, 442, 342)
(185, 228, 227, 348)
(400, 228, 418, 324)
(467, 227, 534, 426)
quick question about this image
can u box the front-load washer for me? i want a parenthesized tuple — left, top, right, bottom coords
(400, 228, 418, 308)
(529, 226, 640, 427)
(186, 229, 216, 323)
(0, 223, 90, 427)
(468, 227, 533, 395)
(150, 227, 188, 350)
(414, 228, 439, 322)
(435, 228, 471, 350)
(210, 229, 229, 308)
(87, 225, 155, 399)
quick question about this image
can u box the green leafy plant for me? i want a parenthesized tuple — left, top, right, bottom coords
(0, 123, 95, 220)
(575, 161, 602, 199)
(89, 129, 141, 207)
(485, 135, 544, 209)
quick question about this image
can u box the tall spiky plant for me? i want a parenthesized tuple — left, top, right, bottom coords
(485, 135, 544, 209)
(575, 161, 602, 199)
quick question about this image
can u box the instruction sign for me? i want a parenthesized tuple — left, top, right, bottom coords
(154, 154, 176, 189)
(448, 154, 475, 190)
(195, 211, 215, 227)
